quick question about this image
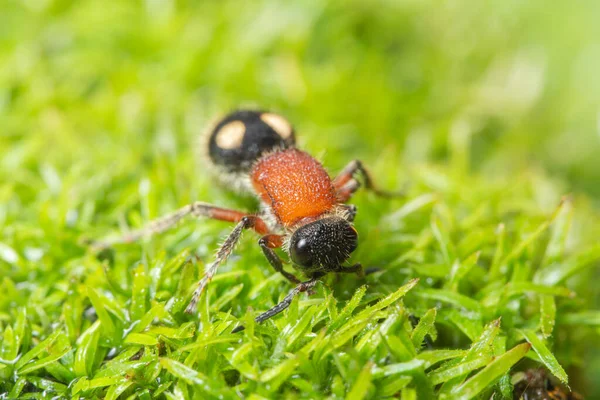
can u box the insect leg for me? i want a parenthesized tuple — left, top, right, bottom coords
(232, 278, 319, 333)
(90, 202, 268, 250)
(329, 262, 364, 277)
(332, 160, 404, 200)
(185, 215, 264, 314)
(340, 204, 358, 222)
(259, 234, 301, 284)
(335, 179, 361, 203)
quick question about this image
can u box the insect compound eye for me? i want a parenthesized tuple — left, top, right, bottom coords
(290, 237, 313, 268)
(346, 225, 359, 254)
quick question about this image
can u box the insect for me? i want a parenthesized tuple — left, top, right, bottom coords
(93, 110, 399, 331)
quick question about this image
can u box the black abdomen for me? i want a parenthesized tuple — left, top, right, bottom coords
(208, 110, 296, 173)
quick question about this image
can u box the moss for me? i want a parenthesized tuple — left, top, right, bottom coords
(1, 1, 600, 398)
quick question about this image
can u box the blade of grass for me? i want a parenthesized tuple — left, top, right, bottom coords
(327, 285, 367, 333)
(500, 220, 552, 268)
(437, 318, 502, 393)
(560, 311, 600, 326)
(74, 320, 101, 377)
(416, 289, 482, 314)
(14, 330, 62, 370)
(543, 197, 573, 265)
(1, 326, 16, 363)
(105, 381, 134, 400)
(124, 333, 159, 346)
(130, 264, 150, 321)
(357, 309, 401, 353)
(431, 214, 454, 266)
(385, 193, 437, 222)
(411, 308, 437, 349)
(372, 359, 425, 379)
(540, 295, 556, 338)
(445, 251, 480, 291)
(519, 329, 568, 385)
(346, 361, 374, 400)
(18, 346, 71, 375)
(353, 279, 419, 322)
(159, 357, 229, 397)
(506, 282, 574, 298)
(429, 356, 490, 385)
(489, 224, 506, 281)
(87, 287, 117, 341)
(452, 343, 531, 400)
(535, 244, 600, 285)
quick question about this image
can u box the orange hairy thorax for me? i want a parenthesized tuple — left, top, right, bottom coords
(251, 149, 337, 227)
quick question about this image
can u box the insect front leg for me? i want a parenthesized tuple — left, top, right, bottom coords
(232, 277, 320, 333)
(328, 262, 365, 278)
(185, 215, 268, 314)
(329, 262, 363, 274)
(337, 204, 358, 222)
(259, 234, 301, 284)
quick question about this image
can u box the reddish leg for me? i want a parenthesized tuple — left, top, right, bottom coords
(333, 160, 403, 201)
(90, 201, 268, 249)
(185, 215, 268, 314)
(335, 179, 361, 203)
(89, 202, 271, 315)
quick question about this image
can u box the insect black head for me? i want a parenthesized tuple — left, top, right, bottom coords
(289, 216, 358, 272)
(208, 110, 296, 173)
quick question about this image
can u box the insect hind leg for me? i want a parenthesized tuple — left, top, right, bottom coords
(333, 160, 404, 200)
(88, 202, 268, 250)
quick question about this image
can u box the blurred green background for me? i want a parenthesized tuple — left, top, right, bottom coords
(3, 0, 600, 198)
(1, 0, 600, 397)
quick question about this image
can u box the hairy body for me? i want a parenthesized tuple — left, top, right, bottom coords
(93, 110, 397, 330)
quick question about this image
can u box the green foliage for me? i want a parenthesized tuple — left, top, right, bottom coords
(1, 0, 600, 399)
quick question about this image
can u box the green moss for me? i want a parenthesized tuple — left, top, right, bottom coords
(1, 0, 600, 398)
